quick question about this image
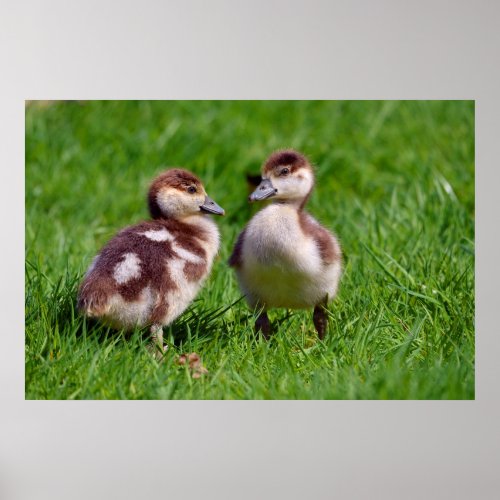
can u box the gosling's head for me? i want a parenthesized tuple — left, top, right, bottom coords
(249, 150, 314, 207)
(148, 168, 224, 220)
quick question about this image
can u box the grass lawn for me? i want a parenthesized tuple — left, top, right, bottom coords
(25, 100, 475, 399)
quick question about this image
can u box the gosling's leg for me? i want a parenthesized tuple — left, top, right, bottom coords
(313, 297, 329, 340)
(148, 299, 169, 360)
(255, 311, 272, 339)
(147, 323, 168, 360)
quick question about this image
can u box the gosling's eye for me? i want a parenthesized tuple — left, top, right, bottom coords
(187, 186, 197, 194)
(280, 167, 290, 176)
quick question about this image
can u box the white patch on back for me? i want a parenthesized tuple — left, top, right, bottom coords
(140, 228, 175, 242)
(171, 242, 204, 263)
(113, 252, 141, 284)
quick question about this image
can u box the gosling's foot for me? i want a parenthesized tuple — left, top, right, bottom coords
(255, 311, 272, 339)
(147, 341, 169, 361)
(147, 324, 168, 361)
(313, 300, 328, 340)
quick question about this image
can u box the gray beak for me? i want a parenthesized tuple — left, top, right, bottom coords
(249, 178, 277, 202)
(200, 195, 225, 215)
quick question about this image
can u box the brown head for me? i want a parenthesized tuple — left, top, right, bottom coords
(148, 168, 224, 219)
(249, 149, 315, 208)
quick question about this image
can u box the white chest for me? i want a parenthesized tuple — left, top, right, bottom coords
(242, 205, 321, 273)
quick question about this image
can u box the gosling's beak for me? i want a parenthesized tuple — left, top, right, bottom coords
(200, 195, 225, 215)
(249, 178, 277, 202)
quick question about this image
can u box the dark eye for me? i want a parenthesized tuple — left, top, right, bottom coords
(280, 167, 290, 176)
(187, 186, 197, 194)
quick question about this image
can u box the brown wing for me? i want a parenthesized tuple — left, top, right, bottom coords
(228, 228, 247, 268)
(298, 212, 341, 266)
(78, 220, 180, 313)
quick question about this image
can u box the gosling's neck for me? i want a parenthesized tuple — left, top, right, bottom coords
(154, 212, 212, 224)
(272, 197, 310, 211)
(181, 213, 215, 224)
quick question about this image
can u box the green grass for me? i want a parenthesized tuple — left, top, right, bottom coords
(25, 100, 475, 399)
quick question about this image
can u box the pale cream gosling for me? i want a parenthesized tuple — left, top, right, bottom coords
(78, 169, 224, 355)
(229, 150, 342, 339)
